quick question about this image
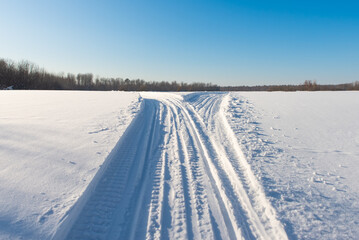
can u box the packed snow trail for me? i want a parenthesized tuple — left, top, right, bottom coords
(58, 92, 288, 240)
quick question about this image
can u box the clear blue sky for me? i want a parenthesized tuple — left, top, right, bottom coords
(1, 0, 358, 86)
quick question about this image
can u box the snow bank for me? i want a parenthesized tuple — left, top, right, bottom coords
(0, 91, 141, 239)
(225, 91, 359, 239)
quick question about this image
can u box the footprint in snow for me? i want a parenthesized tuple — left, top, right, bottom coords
(38, 208, 54, 224)
(88, 127, 109, 134)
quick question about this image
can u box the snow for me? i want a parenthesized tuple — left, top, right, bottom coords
(225, 91, 359, 239)
(0, 91, 141, 239)
(56, 92, 287, 240)
(1, 90, 358, 239)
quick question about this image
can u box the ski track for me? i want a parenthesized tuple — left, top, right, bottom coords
(58, 93, 288, 240)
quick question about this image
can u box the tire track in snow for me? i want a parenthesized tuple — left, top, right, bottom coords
(145, 104, 169, 240)
(159, 104, 189, 239)
(167, 101, 215, 239)
(186, 93, 288, 239)
(117, 100, 163, 240)
(173, 97, 243, 239)
(63, 100, 164, 240)
(57, 93, 287, 240)
(218, 94, 288, 239)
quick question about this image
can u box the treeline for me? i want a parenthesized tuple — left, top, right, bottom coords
(0, 59, 219, 91)
(1, 58, 358, 91)
(221, 80, 359, 91)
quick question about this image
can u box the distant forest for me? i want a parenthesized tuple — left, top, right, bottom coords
(1, 58, 358, 91)
(222, 80, 359, 91)
(0, 59, 219, 91)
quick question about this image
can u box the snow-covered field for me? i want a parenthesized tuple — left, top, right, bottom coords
(0, 91, 141, 239)
(226, 92, 359, 239)
(0, 91, 358, 239)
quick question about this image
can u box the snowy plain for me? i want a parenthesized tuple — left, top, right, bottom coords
(228, 92, 359, 239)
(0, 91, 141, 239)
(0, 90, 358, 239)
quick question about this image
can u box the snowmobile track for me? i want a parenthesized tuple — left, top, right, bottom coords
(57, 93, 288, 240)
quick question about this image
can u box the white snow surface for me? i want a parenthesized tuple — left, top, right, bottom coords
(0, 91, 141, 239)
(1, 91, 358, 239)
(227, 91, 359, 239)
